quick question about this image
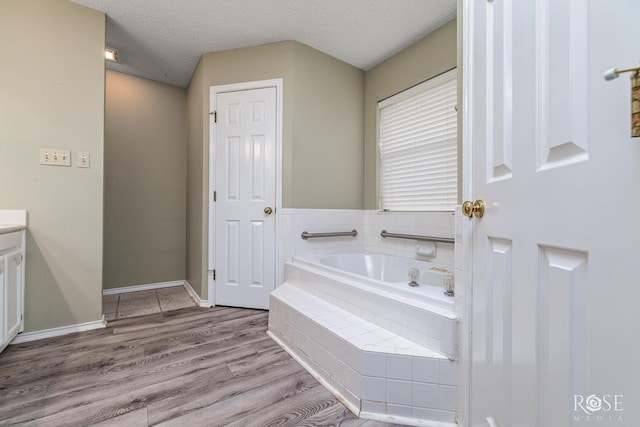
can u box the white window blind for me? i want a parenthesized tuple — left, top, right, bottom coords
(378, 69, 457, 211)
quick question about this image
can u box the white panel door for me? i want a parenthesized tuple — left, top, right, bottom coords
(214, 87, 277, 310)
(466, 0, 640, 425)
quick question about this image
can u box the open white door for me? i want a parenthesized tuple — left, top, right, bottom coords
(466, 0, 640, 425)
(211, 85, 278, 310)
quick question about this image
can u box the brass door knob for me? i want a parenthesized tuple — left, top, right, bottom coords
(462, 200, 485, 218)
(264, 206, 273, 215)
(462, 201, 474, 218)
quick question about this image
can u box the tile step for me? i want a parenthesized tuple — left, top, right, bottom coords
(269, 283, 458, 426)
(283, 262, 458, 360)
(272, 283, 447, 358)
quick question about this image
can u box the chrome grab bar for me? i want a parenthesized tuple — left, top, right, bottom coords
(301, 229, 358, 240)
(380, 230, 454, 244)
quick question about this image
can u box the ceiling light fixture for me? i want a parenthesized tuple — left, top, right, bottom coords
(105, 48, 119, 62)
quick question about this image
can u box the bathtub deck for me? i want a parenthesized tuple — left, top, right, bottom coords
(268, 261, 459, 426)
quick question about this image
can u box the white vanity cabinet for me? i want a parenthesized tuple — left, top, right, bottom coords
(0, 227, 26, 354)
(0, 236, 24, 349)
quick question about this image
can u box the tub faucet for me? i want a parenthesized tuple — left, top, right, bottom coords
(408, 268, 420, 287)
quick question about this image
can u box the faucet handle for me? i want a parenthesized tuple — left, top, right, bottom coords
(443, 275, 455, 297)
(408, 267, 420, 287)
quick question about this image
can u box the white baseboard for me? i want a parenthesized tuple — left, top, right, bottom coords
(184, 281, 211, 307)
(102, 279, 210, 307)
(10, 316, 106, 345)
(102, 280, 186, 296)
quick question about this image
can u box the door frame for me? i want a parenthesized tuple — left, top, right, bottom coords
(208, 78, 284, 307)
(460, 1, 475, 425)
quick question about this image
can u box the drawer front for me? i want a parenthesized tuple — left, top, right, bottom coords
(0, 231, 21, 253)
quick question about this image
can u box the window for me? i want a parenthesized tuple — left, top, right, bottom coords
(377, 69, 457, 211)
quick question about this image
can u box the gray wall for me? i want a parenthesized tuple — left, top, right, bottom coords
(363, 20, 458, 209)
(0, 0, 105, 332)
(186, 41, 365, 299)
(104, 70, 187, 290)
(291, 43, 365, 209)
(186, 58, 208, 299)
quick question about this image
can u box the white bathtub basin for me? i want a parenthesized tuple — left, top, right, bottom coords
(296, 252, 455, 312)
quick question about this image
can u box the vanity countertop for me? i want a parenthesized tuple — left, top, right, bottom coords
(0, 225, 27, 235)
(0, 210, 28, 235)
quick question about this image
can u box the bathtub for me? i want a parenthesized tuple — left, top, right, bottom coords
(295, 252, 455, 312)
(273, 252, 459, 423)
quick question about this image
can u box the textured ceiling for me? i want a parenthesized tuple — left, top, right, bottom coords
(71, 0, 456, 88)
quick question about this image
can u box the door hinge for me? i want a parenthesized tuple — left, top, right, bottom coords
(210, 111, 217, 123)
(213, 269, 216, 280)
(213, 191, 217, 202)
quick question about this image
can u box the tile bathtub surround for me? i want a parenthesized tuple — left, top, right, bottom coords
(286, 262, 458, 359)
(363, 211, 455, 268)
(274, 209, 459, 425)
(102, 286, 196, 320)
(278, 209, 364, 283)
(269, 283, 457, 426)
(279, 208, 364, 258)
(278, 209, 455, 278)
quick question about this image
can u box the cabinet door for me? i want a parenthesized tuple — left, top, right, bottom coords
(5, 250, 23, 340)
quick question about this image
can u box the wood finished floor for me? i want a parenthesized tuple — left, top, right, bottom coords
(0, 306, 395, 426)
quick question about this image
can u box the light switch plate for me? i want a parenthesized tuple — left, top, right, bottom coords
(40, 148, 71, 166)
(77, 152, 90, 168)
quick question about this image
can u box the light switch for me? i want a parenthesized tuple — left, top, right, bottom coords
(39, 149, 52, 165)
(77, 152, 90, 168)
(59, 150, 70, 166)
(40, 148, 71, 166)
